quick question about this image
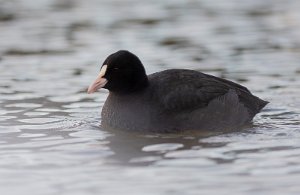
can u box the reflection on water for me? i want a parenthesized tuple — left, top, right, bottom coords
(0, 0, 300, 194)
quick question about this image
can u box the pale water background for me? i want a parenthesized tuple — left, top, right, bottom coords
(0, 0, 300, 194)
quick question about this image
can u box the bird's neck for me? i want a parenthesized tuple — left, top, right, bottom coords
(111, 75, 149, 95)
(132, 75, 149, 92)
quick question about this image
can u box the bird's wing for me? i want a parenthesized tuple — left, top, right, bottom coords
(149, 69, 241, 113)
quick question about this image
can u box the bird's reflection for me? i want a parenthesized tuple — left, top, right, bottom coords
(103, 127, 230, 166)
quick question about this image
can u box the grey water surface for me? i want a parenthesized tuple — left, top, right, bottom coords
(0, 0, 300, 194)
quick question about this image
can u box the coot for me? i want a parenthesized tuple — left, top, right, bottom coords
(88, 50, 268, 133)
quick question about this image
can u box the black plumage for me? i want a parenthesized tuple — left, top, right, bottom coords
(88, 50, 268, 132)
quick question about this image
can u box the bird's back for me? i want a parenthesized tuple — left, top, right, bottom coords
(148, 69, 268, 118)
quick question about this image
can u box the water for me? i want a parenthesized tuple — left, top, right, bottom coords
(0, 0, 300, 194)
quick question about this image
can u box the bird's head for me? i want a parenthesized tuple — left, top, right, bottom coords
(87, 50, 148, 94)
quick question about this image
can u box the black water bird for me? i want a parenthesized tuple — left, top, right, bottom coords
(88, 50, 268, 133)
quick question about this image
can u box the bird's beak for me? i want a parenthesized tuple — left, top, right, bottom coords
(87, 65, 108, 94)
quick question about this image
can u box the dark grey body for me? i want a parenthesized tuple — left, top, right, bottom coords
(101, 69, 268, 133)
